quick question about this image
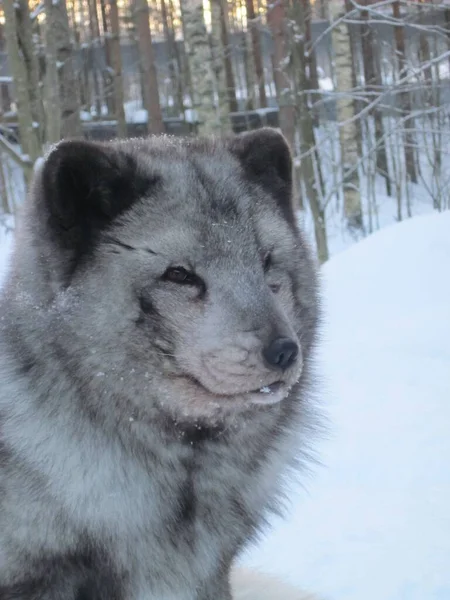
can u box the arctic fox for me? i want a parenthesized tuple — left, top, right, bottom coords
(0, 128, 321, 599)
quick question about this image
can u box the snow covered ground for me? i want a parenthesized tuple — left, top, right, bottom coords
(239, 210, 450, 600)
(0, 209, 449, 599)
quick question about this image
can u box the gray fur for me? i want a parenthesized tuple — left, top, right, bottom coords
(0, 129, 321, 599)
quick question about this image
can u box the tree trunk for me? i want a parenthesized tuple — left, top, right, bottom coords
(54, 0, 82, 138)
(210, 0, 232, 132)
(161, 0, 183, 115)
(330, 0, 364, 234)
(246, 0, 267, 108)
(267, 0, 295, 152)
(417, 5, 432, 89)
(99, 0, 115, 115)
(360, 1, 391, 196)
(392, 0, 418, 184)
(176, 0, 195, 117)
(2, 0, 42, 172)
(180, 0, 218, 134)
(317, 0, 327, 20)
(0, 156, 10, 214)
(291, 0, 328, 262)
(16, 0, 45, 145)
(133, 0, 164, 134)
(44, 0, 62, 143)
(87, 0, 103, 117)
(109, 0, 127, 137)
(243, 28, 255, 110)
(301, 0, 319, 126)
(219, 0, 238, 114)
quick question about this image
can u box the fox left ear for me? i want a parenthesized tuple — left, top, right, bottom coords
(228, 127, 294, 224)
(33, 139, 156, 283)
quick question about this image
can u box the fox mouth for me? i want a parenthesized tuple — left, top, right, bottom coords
(178, 375, 290, 406)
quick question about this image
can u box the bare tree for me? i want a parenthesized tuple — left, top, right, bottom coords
(246, 0, 267, 108)
(290, 0, 328, 262)
(0, 156, 10, 214)
(109, 0, 127, 137)
(47, 0, 82, 139)
(161, 0, 184, 116)
(392, 0, 418, 184)
(267, 0, 295, 151)
(133, 0, 164, 134)
(301, 0, 319, 122)
(2, 0, 42, 170)
(180, 0, 218, 134)
(360, 0, 391, 196)
(16, 0, 45, 145)
(87, 0, 103, 116)
(210, 0, 232, 132)
(218, 0, 238, 114)
(99, 0, 115, 115)
(330, 0, 363, 234)
(44, 0, 62, 143)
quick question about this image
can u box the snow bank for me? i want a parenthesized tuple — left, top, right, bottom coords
(239, 210, 450, 600)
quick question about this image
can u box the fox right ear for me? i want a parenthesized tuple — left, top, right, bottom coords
(36, 140, 155, 274)
(228, 127, 294, 224)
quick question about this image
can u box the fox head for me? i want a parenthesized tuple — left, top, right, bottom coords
(10, 129, 320, 427)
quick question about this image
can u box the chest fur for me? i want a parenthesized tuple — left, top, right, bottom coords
(47, 422, 288, 596)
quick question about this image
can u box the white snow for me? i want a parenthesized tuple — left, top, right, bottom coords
(0, 210, 449, 599)
(238, 210, 450, 600)
(0, 215, 14, 287)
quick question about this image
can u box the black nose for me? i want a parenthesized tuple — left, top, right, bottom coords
(263, 337, 299, 371)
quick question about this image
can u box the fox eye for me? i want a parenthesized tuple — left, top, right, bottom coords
(164, 266, 194, 284)
(163, 266, 199, 286)
(263, 251, 272, 273)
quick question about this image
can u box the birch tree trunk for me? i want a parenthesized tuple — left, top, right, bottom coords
(180, 0, 219, 134)
(2, 0, 42, 173)
(330, 0, 363, 233)
(210, 0, 232, 132)
(133, 0, 165, 134)
(246, 0, 267, 108)
(291, 0, 328, 262)
(109, 0, 127, 137)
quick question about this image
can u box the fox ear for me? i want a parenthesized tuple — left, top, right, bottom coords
(36, 139, 154, 272)
(228, 127, 294, 223)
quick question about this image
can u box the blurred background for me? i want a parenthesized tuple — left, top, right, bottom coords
(1, 0, 450, 260)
